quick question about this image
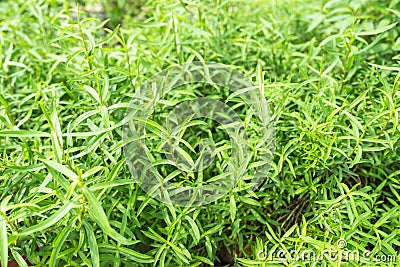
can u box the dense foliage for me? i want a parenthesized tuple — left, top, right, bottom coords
(0, 0, 399, 266)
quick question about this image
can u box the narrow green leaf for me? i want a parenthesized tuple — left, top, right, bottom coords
(10, 250, 29, 267)
(0, 130, 50, 137)
(185, 216, 200, 244)
(368, 62, 400, 71)
(83, 221, 100, 267)
(99, 244, 153, 263)
(83, 85, 101, 104)
(119, 247, 154, 264)
(230, 194, 236, 223)
(82, 187, 134, 245)
(41, 160, 78, 182)
(49, 219, 76, 267)
(239, 196, 261, 206)
(193, 255, 214, 265)
(20, 201, 75, 236)
(0, 216, 7, 267)
(357, 22, 397, 36)
(90, 180, 136, 191)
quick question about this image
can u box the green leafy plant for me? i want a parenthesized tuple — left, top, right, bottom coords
(0, 0, 399, 266)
